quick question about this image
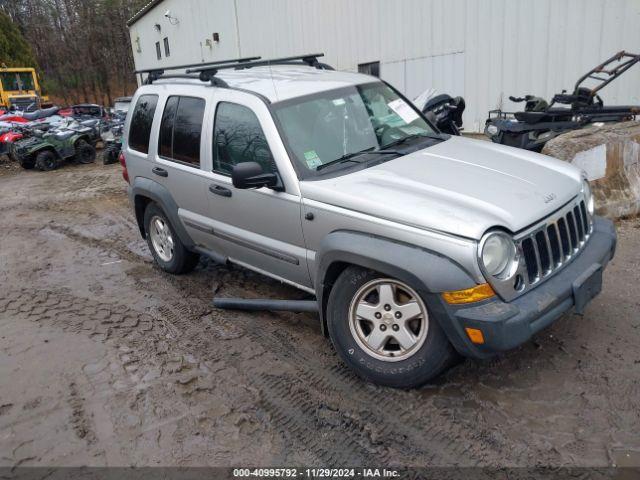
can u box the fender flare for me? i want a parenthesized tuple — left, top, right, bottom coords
(33, 146, 61, 160)
(128, 177, 195, 249)
(315, 230, 478, 336)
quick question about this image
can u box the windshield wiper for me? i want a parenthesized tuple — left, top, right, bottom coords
(316, 148, 401, 171)
(382, 133, 444, 150)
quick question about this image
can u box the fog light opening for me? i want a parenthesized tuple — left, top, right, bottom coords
(465, 327, 485, 345)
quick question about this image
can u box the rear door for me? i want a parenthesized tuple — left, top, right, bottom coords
(150, 89, 224, 254)
(198, 91, 311, 290)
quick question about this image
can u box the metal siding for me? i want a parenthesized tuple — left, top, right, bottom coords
(130, 0, 640, 131)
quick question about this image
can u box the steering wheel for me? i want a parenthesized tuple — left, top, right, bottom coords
(375, 124, 405, 145)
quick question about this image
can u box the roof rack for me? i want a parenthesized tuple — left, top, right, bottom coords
(138, 56, 261, 84)
(185, 53, 333, 81)
(140, 53, 333, 89)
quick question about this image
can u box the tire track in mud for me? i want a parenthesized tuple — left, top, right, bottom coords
(44, 223, 147, 265)
(244, 325, 498, 467)
(155, 297, 514, 467)
(257, 374, 382, 467)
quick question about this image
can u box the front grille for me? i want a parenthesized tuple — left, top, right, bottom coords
(517, 199, 592, 285)
(9, 96, 37, 109)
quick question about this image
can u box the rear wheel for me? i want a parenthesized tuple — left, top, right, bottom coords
(327, 266, 457, 388)
(75, 140, 96, 164)
(144, 203, 199, 274)
(35, 150, 57, 171)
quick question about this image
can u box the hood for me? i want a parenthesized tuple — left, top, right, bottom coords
(300, 136, 583, 239)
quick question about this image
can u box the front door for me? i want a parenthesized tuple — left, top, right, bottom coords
(201, 96, 311, 290)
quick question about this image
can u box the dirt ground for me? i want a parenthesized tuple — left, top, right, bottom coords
(0, 161, 639, 469)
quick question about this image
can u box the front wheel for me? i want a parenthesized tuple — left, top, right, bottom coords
(75, 140, 96, 164)
(144, 203, 199, 274)
(35, 150, 57, 171)
(327, 266, 457, 388)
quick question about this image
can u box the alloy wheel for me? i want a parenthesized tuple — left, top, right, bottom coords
(149, 216, 174, 262)
(349, 279, 429, 362)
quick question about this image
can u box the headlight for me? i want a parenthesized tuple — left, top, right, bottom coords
(582, 179, 594, 215)
(486, 125, 499, 136)
(480, 231, 518, 279)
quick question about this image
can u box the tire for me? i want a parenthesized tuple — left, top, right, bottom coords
(18, 155, 36, 170)
(75, 140, 96, 164)
(144, 203, 199, 274)
(35, 150, 57, 171)
(327, 266, 457, 389)
(102, 146, 119, 165)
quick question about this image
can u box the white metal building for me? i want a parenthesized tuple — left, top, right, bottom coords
(127, 0, 640, 132)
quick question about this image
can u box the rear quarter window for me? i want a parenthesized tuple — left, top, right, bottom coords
(129, 94, 159, 154)
(157, 96, 205, 167)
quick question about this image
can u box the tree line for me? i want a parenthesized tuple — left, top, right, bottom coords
(0, 0, 147, 106)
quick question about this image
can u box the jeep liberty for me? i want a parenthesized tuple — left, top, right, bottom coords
(122, 55, 616, 388)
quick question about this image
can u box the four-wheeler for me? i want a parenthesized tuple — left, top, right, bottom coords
(13, 123, 96, 171)
(121, 54, 616, 388)
(101, 121, 124, 165)
(0, 127, 27, 160)
(485, 51, 640, 151)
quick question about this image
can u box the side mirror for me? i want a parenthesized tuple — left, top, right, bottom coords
(231, 162, 280, 190)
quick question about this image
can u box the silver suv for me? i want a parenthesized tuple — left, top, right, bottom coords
(123, 55, 616, 388)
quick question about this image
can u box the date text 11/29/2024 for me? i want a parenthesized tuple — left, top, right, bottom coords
(233, 468, 401, 478)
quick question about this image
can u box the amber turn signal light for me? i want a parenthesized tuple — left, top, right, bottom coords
(442, 283, 496, 304)
(465, 327, 485, 345)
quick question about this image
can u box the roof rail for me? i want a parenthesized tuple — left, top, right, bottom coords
(138, 56, 261, 84)
(185, 53, 333, 78)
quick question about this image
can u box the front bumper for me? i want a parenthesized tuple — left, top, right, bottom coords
(436, 216, 617, 359)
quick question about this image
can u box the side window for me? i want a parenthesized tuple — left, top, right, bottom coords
(129, 94, 158, 154)
(158, 96, 205, 167)
(212, 102, 275, 176)
(158, 96, 178, 158)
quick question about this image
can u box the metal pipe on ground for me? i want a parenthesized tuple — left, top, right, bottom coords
(212, 298, 318, 313)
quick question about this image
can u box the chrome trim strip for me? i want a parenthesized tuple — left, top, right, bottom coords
(542, 229, 553, 271)
(229, 259, 316, 294)
(183, 220, 300, 265)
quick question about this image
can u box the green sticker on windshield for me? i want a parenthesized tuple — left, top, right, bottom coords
(304, 150, 323, 168)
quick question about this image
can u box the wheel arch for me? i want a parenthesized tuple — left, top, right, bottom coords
(129, 177, 195, 250)
(34, 146, 61, 159)
(315, 231, 478, 336)
(73, 135, 92, 147)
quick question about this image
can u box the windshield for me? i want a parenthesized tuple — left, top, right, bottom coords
(273, 82, 436, 174)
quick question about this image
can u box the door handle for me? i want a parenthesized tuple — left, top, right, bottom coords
(152, 167, 168, 177)
(209, 184, 232, 198)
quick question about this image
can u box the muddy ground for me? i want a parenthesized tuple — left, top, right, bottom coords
(0, 161, 639, 469)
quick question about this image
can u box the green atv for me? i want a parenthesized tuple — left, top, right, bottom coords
(13, 125, 97, 171)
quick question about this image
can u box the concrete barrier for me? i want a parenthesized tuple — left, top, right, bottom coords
(542, 121, 640, 219)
